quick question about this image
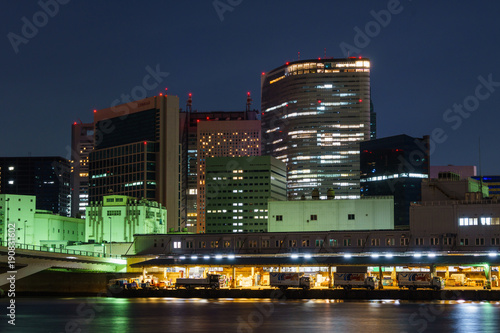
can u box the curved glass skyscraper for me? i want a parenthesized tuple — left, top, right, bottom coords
(261, 57, 371, 199)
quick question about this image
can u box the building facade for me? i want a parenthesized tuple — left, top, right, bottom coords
(261, 57, 371, 200)
(430, 165, 477, 179)
(268, 197, 394, 233)
(196, 120, 261, 233)
(179, 109, 259, 232)
(472, 176, 500, 198)
(205, 156, 286, 233)
(360, 134, 430, 227)
(71, 122, 94, 218)
(0, 194, 84, 247)
(89, 95, 180, 231)
(85, 195, 167, 244)
(421, 174, 489, 202)
(0, 157, 71, 216)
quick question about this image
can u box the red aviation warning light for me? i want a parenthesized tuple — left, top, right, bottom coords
(359, 99, 363, 103)
(318, 100, 322, 104)
(261, 72, 265, 76)
(159, 93, 163, 96)
(286, 62, 289, 65)
(143, 141, 147, 145)
(73, 122, 77, 125)
(93, 109, 97, 113)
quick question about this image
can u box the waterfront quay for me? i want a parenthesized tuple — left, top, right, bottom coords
(111, 287, 500, 301)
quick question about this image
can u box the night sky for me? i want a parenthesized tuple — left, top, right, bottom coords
(2, 1, 499, 174)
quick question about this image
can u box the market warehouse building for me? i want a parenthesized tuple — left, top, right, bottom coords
(268, 196, 394, 232)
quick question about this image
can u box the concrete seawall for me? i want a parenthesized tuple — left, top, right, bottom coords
(2, 270, 499, 301)
(111, 288, 500, 301)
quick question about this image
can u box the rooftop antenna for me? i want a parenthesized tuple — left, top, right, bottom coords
(186, 93, 192, 113)
(478, 136, 483, 193)
(324, 48, 326, 58)
(298, 51, 300, 60)
(246, 91, 252, 118)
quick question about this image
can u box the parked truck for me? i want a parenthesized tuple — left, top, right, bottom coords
(175, 274, 221, 290)
(269, 272, 312, 290)
(397, 272, 444, 291)
(333, 273, 378, 290)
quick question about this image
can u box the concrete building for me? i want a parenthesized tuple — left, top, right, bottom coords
(70, 122, 94, 218)
(205, 156, 286, 233)
(268, 197, 394, 233)
(89, 95, 179, 231)
(472, 176, 500, 198)
(421, 172, 489, 202)
(179, 107, 259, 232)
(0, 194, 84, 248)
(0, 156, 71, 216)
(196, 120, 261, 233)
(85, 195, 167, 244)
(261, 57, 371, 200)
(360, 134, 430, 227)
(34, 210, 85, 249)
(430, 165, 477, 179)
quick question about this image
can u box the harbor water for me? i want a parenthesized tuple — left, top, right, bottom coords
(1, 298, 499, 332)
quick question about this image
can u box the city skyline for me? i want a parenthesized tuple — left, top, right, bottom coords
(2, 1, 500, 175)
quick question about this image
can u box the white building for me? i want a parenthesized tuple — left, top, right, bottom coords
(0, 194, 85, 248)
(85, 195, 167, 243)
(268, 196, 394, 232)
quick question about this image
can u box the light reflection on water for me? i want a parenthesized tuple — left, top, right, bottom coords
(0, 298, 499, 333)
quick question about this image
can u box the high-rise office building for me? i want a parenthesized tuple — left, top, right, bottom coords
(70, 122, 94, 218)
(89, 95, 180, 231)
(179, 109, 259, 232)
(196, 120, 261, 233)
(205, 156, 286, 233)
(0, 157, 71, 216)
(360, 134, 430, 227)
(261, 57, 371, 200)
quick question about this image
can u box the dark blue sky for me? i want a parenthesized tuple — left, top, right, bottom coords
(2, 1, 499, 174)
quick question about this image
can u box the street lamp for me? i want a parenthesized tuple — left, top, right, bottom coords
(109, 216, 112, 258)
